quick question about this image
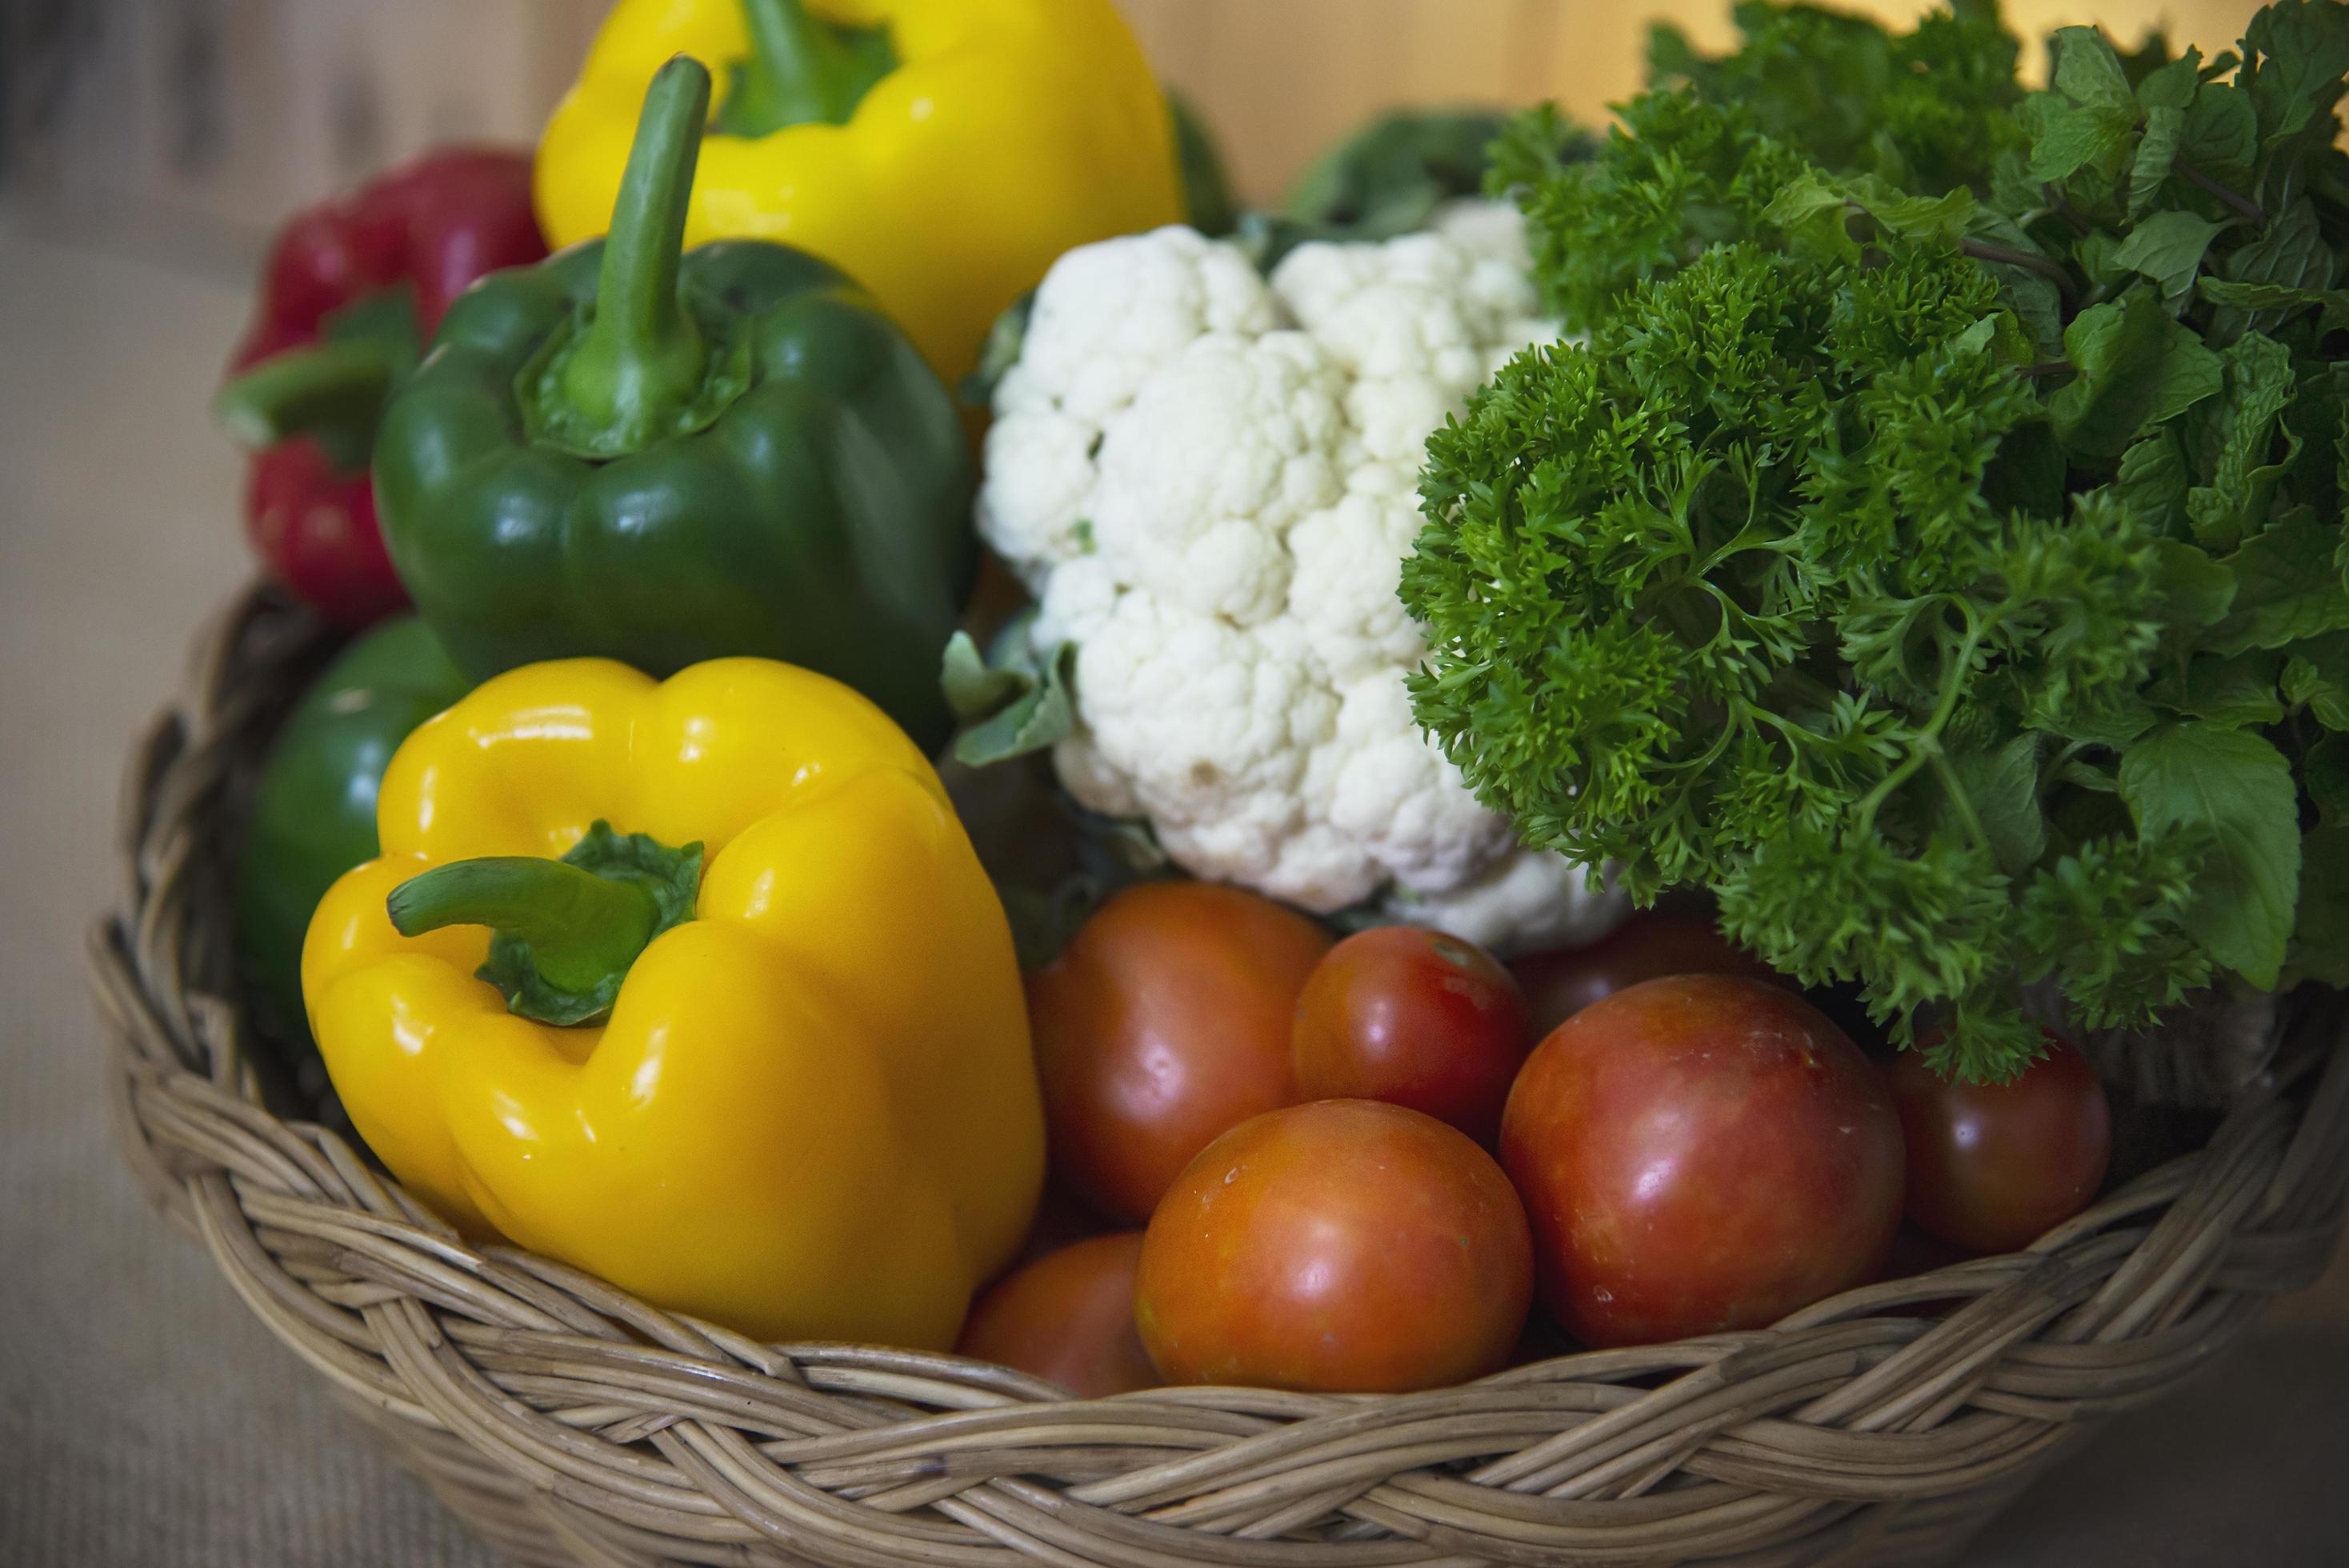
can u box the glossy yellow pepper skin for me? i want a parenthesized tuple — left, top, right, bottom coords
(301, 657, 1044, 1348)
(535, 0, 1183, 385)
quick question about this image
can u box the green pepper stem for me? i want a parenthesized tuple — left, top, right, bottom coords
(212, 341, 397, 460)
(714, 0, 895, 138)
(388, 855, 661, 998)
(558, 54, 714, 443)
(744, 0, 857, 119)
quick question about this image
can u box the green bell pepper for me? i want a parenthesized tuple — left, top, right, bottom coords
(235, 614, 471, 1057)
(374, 56, 975, 752)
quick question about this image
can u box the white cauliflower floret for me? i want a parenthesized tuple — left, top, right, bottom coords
(1001, 226, 1281, 423)
(1396, 852, 1620, 956)
(1088, 334, 1345, 626)
(981, 210, 1626, 954)
(1286, 486, 1426, 684)
(1317, 675, 1516, 894)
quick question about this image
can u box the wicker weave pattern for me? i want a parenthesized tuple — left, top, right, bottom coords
(90, 588, 2349, 1568)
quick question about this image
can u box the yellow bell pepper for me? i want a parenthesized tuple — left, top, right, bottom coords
(301, 656, 1044, 1348)
(535, 0, 1183, 385)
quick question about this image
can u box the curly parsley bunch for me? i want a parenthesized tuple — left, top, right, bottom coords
(1404, 0, 2349, 1081)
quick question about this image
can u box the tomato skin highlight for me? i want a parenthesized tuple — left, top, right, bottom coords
(1135, 1099, 1533, 1393)
(1889, 1032, 2112, 1254)
(956, 1233, 1157, 1398)
(1512, 911, 1781, 1036)
(1291, 926, 1532, 1143)
(1027, 882, 1332, 1222)
(1500, 974, 1905, 1348)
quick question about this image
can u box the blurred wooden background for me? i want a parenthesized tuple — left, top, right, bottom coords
(0, 0, 2265, 268)
(1122, 0, 2263, 206)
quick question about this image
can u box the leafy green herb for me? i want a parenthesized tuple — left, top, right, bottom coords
(940, 613, 1078, 768)
(1405, 0, 2349, 1081)
(1288, 107, 1548, 238)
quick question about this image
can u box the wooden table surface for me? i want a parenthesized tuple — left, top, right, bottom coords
(1, 219, 2343, 1566)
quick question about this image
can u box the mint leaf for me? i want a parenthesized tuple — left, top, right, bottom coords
(2148, 651, 2284, 725)
(2115, 431, 2194, 535)
(2222, 200, 2335, 296)
(2244, 0, 2349, 145)
(2029, 102, 2137, 182)
(2184, 331, 2300, 550)
(2051, 288, 2227, 458)
(2281, 631, 2349, 728)
(2154, 538, 2238, 630)
(2310, 734, 2349, 825)
(2211, 514, 2349, 653)
(1947, 734, 2047, 878)
(2198, 278, 2349, 331)
(1971, 212, 2064, 355)
(1762, 171, 1861, 262)
(2136, 50, 2203, 112)
(1852, 179, 1977, 244)
(2127, 106, 2186, 219)
(2051, 26, 2137, 109)
(2179, 83, 2257, 176)
(2207, 205, 2339, 342)
(1768, 172, 1975, 259)
(2067, 698, 2159, 748)
(2112, 210, 2222, 310)
(2119, 722, 2299, 987)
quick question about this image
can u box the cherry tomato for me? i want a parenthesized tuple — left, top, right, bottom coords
(1888, 1032, 2111, 1254)
(1135, 1099, 1532, 1392)
(1512, 911, 1781, 1036)
(956, 1234, 1157, 1398)
(1501, 974, 1904, 1348)
(1291, 926, 1532, 1142)
(1028, 882, 1332, 1222)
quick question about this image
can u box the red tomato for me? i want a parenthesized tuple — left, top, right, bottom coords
(1006, 1182, 1114, 1270)
(1291, 926, 1532, 1142)
(1135, 1099, 1533, 1392)
(1501, 974, 1904, 1348)
(956, 1233, 1156, 1398)
(1028, 882, 1331, 1222)
(1888, 1033, 2111, 1254)
(1512, 911, 1781, 1036)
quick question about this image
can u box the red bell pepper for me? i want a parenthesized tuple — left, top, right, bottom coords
(215, 149, 547, 627)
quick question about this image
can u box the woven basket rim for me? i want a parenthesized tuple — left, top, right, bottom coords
(90, 583, 2349, 1568)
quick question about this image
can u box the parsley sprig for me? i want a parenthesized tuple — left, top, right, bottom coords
(1405, 1, 2349, 1081)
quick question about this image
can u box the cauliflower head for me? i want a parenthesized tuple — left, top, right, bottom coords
(978, 205, 1624, 954)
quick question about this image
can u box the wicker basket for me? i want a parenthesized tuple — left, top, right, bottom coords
(92, 586, 2349, 1568)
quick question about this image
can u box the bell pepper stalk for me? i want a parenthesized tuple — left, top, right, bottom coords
(521, 58, 746, 459)
(714, 0, 897, 137)
(374, 54, 977, 753)
(301, 655, 1045, 1346)
(387, 822, 702, 1026)
(534, 0, 1183, 385)
(216, 148, 546, 627)
(213, 323, 407, 470)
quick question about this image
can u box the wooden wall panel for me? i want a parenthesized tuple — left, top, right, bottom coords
(1132, 0, 2266, 204)
(0, 0, 2277, 258)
